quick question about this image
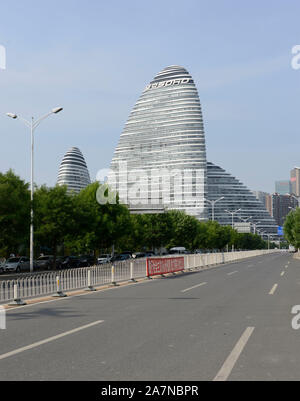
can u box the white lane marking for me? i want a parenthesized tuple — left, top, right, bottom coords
(269, 284, 278, 295)
(280, 271, 285, 277)
(213, 327, 255, 381)
(285, 265, 288, 269)
(227, 271, 238, 276)
(0, 320, 104, 361)
(247, 264, 253, 268)
(181, 282, 207, 293)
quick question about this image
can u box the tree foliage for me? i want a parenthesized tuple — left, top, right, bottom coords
(0, 171, 270, 257)
(0, 170, 30, 257)
(284, 208, 300, 249)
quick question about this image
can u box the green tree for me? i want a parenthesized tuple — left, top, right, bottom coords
(0, 170, 30, 257)
(34, 185, 76, 267)
(284, 208, 300, 249)
(67, 182, 132, 258)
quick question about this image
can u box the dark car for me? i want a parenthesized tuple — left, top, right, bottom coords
(78, 255, 95, 267)
(36, 255, 54, 271)
(60, 256, 81, 269)
(132, 252, 146, 259)
(111, 254, 131, 262)
(145, 251, 155, 257)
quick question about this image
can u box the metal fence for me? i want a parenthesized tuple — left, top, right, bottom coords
(0, 250, 279, 304)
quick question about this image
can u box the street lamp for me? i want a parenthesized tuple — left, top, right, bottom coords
(239, 215, 252, 223)
(6, 107, 63, 272)
(251, 220, 261, 235)
(225, 208, 242, 229)
(205, 197, 224, 221)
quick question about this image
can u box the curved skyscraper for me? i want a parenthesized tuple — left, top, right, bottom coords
(109, 65, 207, 219)
(57, 147, 91, 193)
(109, 65, 277, 235)
(207, 162, 277, 234)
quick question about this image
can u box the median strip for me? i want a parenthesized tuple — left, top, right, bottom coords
(181, 282, 207, 293)
(213, 327, 255, 381)
(0, 320, 104, 361)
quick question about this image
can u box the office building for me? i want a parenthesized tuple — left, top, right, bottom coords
(57, 147, 91, 193)
(275, 180, 291, 195)
(109, 65, 277, 234)
(272, 193, 298, 226)
(291, 167, 300, 197)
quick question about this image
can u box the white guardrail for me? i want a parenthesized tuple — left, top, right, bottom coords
(0, 250, 278, 304)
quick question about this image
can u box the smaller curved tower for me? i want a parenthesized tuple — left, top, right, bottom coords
(57, 147, 91, 193)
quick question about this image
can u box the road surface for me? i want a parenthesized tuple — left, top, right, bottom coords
(0, 252, 299, 381)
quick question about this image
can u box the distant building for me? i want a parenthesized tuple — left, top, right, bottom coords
(57, 147, 91, 193)
(253, 191, 272, 212)
(265, 194, 273, 216)
(272, 193, 298, 226)
(291, 167, 300, 197)
(207, 163, 277, 234)
(275, 180, 291, 195)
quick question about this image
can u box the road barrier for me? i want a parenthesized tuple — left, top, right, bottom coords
(0, 250, 279, 304)
(147, 257, 185, 277)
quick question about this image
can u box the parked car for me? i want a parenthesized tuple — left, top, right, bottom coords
(36, 255, 54, 270)
(169, 247, 186, 255)
(97, 254, 112, 264)
(78, 255, 95, 267)
(145, 251, 155, 257)
(60, 256, 81, 269)
(132, 252, 146, 259)
(3, 256, 31, 273)
(111, 254, 131, 262)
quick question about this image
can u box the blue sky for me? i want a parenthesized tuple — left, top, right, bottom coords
(0, 0, 299, 193)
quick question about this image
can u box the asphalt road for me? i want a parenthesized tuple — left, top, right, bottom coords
(0, 252, 299, 381)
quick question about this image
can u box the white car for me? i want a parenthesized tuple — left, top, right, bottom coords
(97, 254, 112, 264)
(3, 257, 30, 273)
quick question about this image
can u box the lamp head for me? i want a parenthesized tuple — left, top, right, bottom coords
(6, 113, 17, 119)
(52, 107, 63, 114)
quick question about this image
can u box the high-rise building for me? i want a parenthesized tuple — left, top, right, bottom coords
(275, 180, 291, 195)
(109, 65, 207, 220)
(57, 147, 91, 193)
(253, 190, 272, 212)
(109, 65, 277, 233)
(272, 194, 298, 226)
(291, 167, 300, 197)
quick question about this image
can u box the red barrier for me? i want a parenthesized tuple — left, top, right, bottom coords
(146, 257, 185, 277)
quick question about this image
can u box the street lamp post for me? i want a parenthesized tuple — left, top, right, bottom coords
(225, 208, 242, 229)
(6, 107, 63, 272)
(251, 221, 261, 235)
(205, 197, 224, 221)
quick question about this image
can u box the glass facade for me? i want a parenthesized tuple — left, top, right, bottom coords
(109, 65, 207, 219)
(57, 147, 91, 193)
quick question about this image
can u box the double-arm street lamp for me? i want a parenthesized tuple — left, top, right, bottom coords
(6, 107, 63, 272)
(225, 208, 242, 229)
(205, 197, 224, 221)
